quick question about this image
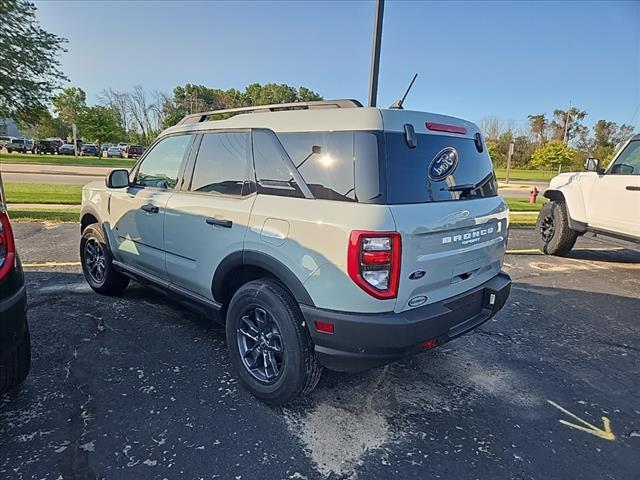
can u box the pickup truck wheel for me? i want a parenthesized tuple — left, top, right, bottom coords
(537, 201, 578, 256)
(0, 324, 31, 393)
(80, 224, 130, 295)
(226, 279, 322, 405)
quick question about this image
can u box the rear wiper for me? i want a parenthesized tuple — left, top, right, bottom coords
(441, 173, 494, 194)
(444, 183, 477, 193)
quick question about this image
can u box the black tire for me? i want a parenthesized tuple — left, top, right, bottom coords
(537, 201, 578, 256)
(7, 149, 11, 153)
(226, 278, 322, 405)
(0, 324, 31, 393)
(80, 224, 130, 295)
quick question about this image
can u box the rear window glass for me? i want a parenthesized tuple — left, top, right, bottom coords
(278, 132, 356, 202)
(382, 133, 497, 204)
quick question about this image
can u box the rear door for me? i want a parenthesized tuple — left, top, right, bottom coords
(164, 131, 255, 300)
(379, 115, 508, 313)
(108, 133, 194, 279)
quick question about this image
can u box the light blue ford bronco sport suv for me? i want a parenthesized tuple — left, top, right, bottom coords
(80, 100, 511, 404)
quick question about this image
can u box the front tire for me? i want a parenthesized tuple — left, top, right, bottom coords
(537, 201, 578, 256)
(80, 224, 130, 295)
(226, 279, 322, 405)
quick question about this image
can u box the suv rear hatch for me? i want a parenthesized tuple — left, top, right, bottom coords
(379, 111, 508, 313)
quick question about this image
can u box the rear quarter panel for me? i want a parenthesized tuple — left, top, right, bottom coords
(246, 195, 397, 313)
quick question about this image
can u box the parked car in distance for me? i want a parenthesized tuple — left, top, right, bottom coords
(124, 144, 145, 159)
(81, 143, 101, 157)
(537, 133, 640, 255)
(37, 138, 63, 154)
(101, 143, 111, 151)
(6, 138, 35, 154)
(58, 143, 76, 155)
(0, 136, 14, 149)
(117, 142, 128, 152)
(0, 175, 31, 393)
(107, 146, 123, 158)
(80, 99, 511, 405)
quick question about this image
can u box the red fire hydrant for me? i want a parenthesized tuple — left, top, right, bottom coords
(529, 186, 539, 204)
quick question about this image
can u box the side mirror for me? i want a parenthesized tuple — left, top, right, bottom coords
(584, 157, 600, 172)
(106, 169, 130, 189)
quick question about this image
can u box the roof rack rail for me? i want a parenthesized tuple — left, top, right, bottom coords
(176, 99, 363, 125)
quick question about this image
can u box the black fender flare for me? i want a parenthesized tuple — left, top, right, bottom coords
(212, 250, 315, 307)
(541, 190, 587, 233)
(80, 205, 102, 232)
(543, 189, 565, 202)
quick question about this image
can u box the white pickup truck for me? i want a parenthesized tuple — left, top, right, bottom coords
(537, 134, 640, 255)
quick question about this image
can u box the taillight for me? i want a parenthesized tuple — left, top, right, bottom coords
(347, 231, 401, 299)
(0, 211, 16, 281)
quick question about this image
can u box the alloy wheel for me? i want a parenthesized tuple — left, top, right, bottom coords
(236, 306, 284, 383)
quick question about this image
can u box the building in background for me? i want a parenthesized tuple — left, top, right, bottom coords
(0, 118, 23, 138)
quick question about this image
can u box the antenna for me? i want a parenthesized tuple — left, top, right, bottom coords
(389, 73, 418, 109)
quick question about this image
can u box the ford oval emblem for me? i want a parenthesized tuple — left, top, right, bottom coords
(428, 147, 459, 181)
(409, 270, 426, 280)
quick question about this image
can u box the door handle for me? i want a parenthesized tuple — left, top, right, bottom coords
(626, 186, 640, 191)
(141, 203, 159, 213)
(206, 217, 232, 228)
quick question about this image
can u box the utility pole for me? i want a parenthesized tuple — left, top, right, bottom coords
(562, 100, 572, 145)
(368, 0, 385, 107)
(505, 139, 515, 184)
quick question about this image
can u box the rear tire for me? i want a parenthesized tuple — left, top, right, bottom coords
(537, 201, 578, 256)
(80, 224, 130, 295)
(0, 325, 31, 393)
(226, 279, 322, 405)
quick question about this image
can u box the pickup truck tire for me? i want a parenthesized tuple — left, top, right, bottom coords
(537, 201, 578, 256)
(80, 224, 130, 295)
(0, 325, 31, 393)
(226, 278, 322, 405)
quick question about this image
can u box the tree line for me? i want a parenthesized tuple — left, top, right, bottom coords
(481, 108, 635, 172)
(24, 83, 323, 146)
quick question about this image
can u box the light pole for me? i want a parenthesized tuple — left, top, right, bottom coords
(368, 0, 385, 107)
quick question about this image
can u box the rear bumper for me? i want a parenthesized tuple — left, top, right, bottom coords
(0, 285, 28, 355)
(301, 272, 511, 372)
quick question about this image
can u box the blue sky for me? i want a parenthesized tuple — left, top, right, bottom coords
(35, 0, 639, 130)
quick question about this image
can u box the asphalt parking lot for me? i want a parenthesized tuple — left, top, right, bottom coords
(2, 223, 639, 480)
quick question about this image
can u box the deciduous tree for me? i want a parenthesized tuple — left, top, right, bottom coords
(531, 140, 574, 172)
(0, 0, 68, 125)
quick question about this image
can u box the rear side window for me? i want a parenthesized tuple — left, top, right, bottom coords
(191, 132, 252, 195)
(252, 130, 304, 198)
(383, 133, 497, 204)
(278, 132, 356, 202)
(135, 134, 193, 189)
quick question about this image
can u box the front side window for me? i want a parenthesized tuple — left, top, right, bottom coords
(278, 132, 356, 202)
(191, 132, 252, 196)
(252, 130, 304, 198)
(135, 134, 193, 189)
(609, 140, 640, 175)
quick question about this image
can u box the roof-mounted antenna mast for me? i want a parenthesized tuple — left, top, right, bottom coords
(389, 73, 418, 109)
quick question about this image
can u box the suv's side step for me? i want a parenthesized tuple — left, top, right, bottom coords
(113, 260, 223, 316)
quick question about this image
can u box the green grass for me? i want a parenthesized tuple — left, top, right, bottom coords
(4, 183, 82, 205)
(509, 217, 536, 228)
(504, 197, 547, 212)
(8, 208, 80, 222)
(0, 152, 135, 168)
(494, 168, 556, 181)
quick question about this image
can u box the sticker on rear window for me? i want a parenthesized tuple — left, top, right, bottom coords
(428, 147, 459, 181)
